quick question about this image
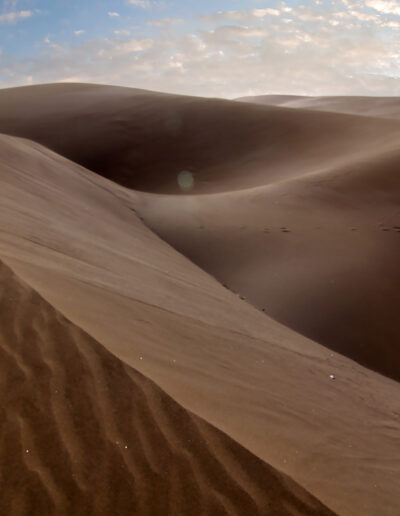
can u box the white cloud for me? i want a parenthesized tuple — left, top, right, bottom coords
(200, 11, 246, 23)
(250, 8, 280, 17)
(99, 38, 154, 57)
(126, 0, 166, 8)
(348, 10, 381, 22)
(43, 36, 63, 51)
(382, 19, 400, 27)
(0, 9, 32, 24)
(201, 8, 281, 23)
(205, 25, 269, 39)
(365, 0, 400, 15)
(118, 38, 154, 53)
(114, 29, 131, 36)
(127, 0, 151, 8)
(108, 12, 120, 17)
(148, 17, 184, 27)
(74, 30, 85, 36)
(58, 76, 88, 83)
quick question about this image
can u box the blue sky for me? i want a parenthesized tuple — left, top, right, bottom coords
(1, 0, 400, 96)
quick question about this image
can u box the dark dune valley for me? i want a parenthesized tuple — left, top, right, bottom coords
(0, 83, 399, 516)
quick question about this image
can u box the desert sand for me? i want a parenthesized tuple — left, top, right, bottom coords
(0, 84, 399, 516)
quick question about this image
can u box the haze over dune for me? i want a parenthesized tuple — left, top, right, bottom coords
(237, 94, 400, 120)
(0, 84, 399, 516)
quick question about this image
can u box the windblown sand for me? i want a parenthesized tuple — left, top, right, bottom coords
(0, 84, 399, 516)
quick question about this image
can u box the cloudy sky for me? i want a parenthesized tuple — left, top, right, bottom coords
(1, 0, 400, 97)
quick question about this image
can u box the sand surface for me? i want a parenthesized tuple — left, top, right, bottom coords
(1, 260, 335, 516)
(0, 84, 399, 516)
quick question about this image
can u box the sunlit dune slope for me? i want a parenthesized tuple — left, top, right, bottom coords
(1, 260, 336, 516)
(0, 133, 399, 516)
(132, 144, 400, 380)
(237, 94, 400, 119)
(2, 83, 400, 193)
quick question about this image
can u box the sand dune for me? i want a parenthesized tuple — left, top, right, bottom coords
(237, 94, 400, 119)
(0, 84, 399, 516)
(2, 84, 400, 194)
(1, 260, 335, 516)
(0, 130, 399, 516)
(3, 83, 397, 378)
(134, 144, 400, 380)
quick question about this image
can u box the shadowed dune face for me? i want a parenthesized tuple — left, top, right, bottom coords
(0, 261, 335, 516)
(2, 83, 400, 194)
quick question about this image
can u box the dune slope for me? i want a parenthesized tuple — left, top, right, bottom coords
(0, 132, 399, 516)
(133, 144, 400, 380)
(1, 260, 336, 516)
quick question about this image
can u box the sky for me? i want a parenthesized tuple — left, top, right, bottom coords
(1, 0, 400, 97)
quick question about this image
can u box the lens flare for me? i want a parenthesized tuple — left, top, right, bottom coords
(178, 170, 194, 190)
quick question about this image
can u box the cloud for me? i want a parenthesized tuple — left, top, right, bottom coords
(1, 2, 400, 98)
(98, 38, 154, 57)
(148, 17, 184, 27)
(200, 7, 282, 23)
(126, 0, 166, 8)
(127, 0, 151, 8)
(74, 30, 85, 36)
(346, 9, 381, 22)
(365, 0, 400, 15)
(114, 29, 131, 36)
(250, 8, 280, 18)
(200, 11, 246, 23)
(43, 36, 63, 51)
(382, 19, 400, 27)
(108, 12, 120, 17)
(0, 9, 32, 24)
(203, 25, 269, 40)
(1, 1, 18, 11)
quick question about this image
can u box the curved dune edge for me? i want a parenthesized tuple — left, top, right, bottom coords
(0, 260, 335, 516)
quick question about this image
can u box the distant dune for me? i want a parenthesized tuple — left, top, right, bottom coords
(0, 84, 399, 516)
(237, 94, 400, 119)
(2, 84, 400, 194)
